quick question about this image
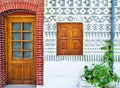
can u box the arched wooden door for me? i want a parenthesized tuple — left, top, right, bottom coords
(5, 16, 36, 84)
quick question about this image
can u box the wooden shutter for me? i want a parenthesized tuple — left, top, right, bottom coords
(57, 23, 83, 55)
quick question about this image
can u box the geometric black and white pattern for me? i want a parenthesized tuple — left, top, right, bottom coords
(45, 8, 111, 15)
(115, 0, 120, 62)
(45, 0, 111, 7)
(44, 0, 120, 61)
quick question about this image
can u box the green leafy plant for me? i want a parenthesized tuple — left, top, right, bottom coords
(83, 40, 120, 88)
(101, 40, 114, 70)
(84, 64, 119, 88)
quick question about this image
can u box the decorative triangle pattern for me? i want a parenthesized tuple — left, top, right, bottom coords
(46, 0, 111, 7)
(44, 0, 120, 61)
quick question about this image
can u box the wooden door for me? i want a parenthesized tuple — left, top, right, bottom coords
(57, 23, 83, 55)
(5, 16, 36, 84)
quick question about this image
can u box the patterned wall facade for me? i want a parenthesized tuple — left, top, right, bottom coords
(115, 0, 120, 62)
(44, 0, 120, 62)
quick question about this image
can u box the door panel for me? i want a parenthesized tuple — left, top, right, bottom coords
(23, 63, 34, 83)
(10, 63, 22, 84)
(6, 16, 35, 84)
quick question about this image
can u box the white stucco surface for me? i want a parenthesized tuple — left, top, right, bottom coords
(37, 61, 120, 88)
(4, 62, 120, 88)
(34, 61, 120, 88)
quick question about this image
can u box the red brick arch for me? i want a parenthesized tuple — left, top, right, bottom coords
(0, 2, 38, 13)
(0, 1, 44, 88)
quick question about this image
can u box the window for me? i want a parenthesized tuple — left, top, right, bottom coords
(12, 22, 33, 59)
(57, 23, 83, 55)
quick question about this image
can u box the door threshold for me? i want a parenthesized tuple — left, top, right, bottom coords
(3, 85, 36, 88)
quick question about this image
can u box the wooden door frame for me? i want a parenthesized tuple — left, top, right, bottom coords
(5, 15, 36, 84)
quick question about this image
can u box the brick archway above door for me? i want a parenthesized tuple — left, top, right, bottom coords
(0, 2, 38, 13)
(0, 0, 44, 88)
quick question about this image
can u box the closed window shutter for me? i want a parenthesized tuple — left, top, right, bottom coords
(57, 23, 83, 55)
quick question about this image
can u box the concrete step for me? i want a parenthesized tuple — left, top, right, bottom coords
(3, 85, 36, 88)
